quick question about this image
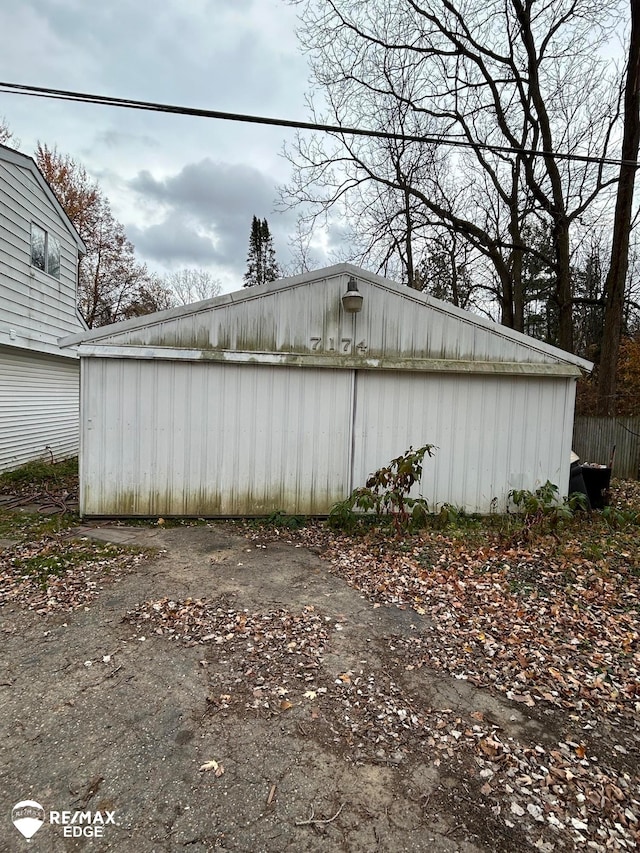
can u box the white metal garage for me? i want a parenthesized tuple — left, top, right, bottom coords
(61, 264, 592, 517)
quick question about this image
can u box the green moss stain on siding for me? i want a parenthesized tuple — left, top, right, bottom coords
(84, 487, 343, 518)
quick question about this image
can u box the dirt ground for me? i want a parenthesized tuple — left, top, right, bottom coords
(0, 520, 554, 853)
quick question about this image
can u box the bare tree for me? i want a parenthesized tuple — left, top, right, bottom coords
(415, 231, 479, 311)
(124, 276, 177, 318)
(163, 269, 221, 305)
(597, 0, 640, 413)
(0, 117, 18, 147)
(283, 0, 625, 350)
(284, 218, 322, 276)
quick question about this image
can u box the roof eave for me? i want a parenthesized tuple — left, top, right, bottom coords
(73, 343, 586, 377)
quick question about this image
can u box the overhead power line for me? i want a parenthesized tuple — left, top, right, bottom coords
(0, 79, 637, 168)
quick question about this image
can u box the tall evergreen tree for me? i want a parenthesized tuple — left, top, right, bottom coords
(243, 216, 279, 287)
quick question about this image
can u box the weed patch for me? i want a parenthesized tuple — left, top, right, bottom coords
(0, 457, 78, 493)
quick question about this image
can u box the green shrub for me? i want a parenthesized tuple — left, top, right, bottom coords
(513, 481, 588, 516)
(327, 499, 361, 533)
(433, 503, 471, 529)
(508, 481, 587, 535)
(328, 444, 436, 533)
(600, 505, 640, 530)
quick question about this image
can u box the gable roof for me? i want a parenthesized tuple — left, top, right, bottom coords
(60, 263, 593, 377)
(0, 143, 86, 253)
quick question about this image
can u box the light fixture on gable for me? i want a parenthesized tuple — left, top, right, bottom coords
(341, 276, 363, 313)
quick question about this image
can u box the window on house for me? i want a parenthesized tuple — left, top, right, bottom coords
(47, 235, 60, 278)
(31, 224, 46, 271)
(30, 223, 60, 279)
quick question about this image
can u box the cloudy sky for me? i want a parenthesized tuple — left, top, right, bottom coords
(0, 0, 333, 291)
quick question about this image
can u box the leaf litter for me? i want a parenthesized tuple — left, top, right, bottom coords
(0, 531, 149, 613)
(232, 484, 640, 851)
(3, 478, 639, 850)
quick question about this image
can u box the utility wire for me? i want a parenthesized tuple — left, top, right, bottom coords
(0, 79, 637, 169)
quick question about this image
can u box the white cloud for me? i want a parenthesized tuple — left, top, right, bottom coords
(125, 157, 299, 287)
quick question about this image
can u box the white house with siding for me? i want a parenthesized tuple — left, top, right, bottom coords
(62, 264, 592, 517)
(0, 143, 86, 471)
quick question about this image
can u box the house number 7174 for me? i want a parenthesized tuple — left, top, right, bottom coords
(310, 338, 367, 354)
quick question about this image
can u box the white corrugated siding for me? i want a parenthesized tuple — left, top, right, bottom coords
(79, 355, 576, 516)
(0, 346, 79, 471)
(68, 266, 588, 372)
(81, 359, 353, 516)
(352, 371, 576, 513)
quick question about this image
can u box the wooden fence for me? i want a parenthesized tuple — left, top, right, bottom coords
(573, 417, 640, 480)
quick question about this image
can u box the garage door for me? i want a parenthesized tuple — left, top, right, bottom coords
(81, 359, 354, 515)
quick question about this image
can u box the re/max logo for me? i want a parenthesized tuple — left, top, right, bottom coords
(50, 810, 116, 825)
(50, 810, 116, 837)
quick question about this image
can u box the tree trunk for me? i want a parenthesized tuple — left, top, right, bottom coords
(509, 222, 525, 333)
(449, 243, 460, 308)
(509, 161, 524, 333)
(499, 267, 514, 329)
(554, 218, 574, 353)
(404, 186, 416, 289)
(597, 1, 640, 415)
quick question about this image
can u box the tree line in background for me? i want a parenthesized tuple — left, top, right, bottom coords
(282, 0, 640, 415)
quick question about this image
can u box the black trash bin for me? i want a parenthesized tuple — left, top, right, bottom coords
(569, 458, 591, 508)
(580, 464, 612, 510)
